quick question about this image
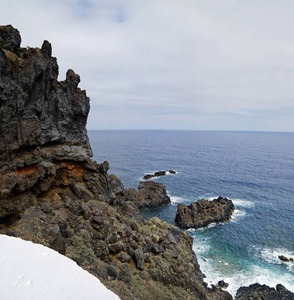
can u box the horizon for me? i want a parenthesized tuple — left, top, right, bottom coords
(1, 1, 294, 132)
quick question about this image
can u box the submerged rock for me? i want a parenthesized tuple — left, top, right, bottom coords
(175, 197, 234, 229)
(125, 181, 171, 209)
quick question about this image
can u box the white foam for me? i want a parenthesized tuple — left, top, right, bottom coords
(193, 241, 294, 296)
(230, 209, 247, 223)
(170, 196, 184, 205)
(232, 199, 255, 208)
(249, 246, 294, 273)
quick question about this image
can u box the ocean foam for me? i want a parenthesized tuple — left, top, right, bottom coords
(249, 246, 294, 273)
(194, 241, 294, 296)
(230, 209, 247, 223)
(194, 253, 294, 296)
(232, 199, 255, 208)
(170, 196, 184, 205)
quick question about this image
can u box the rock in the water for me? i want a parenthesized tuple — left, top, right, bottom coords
(143, 170, 176, 180)
(218, 280, 229, 289)
(125, 181, 171, 209)
(236, 283, 294, 300)
(175, 197, 234, 229)
(279, 255, 294, 262)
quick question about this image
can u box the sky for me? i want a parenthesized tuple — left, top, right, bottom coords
(1, 0, 294, 132)
(0, 234, 119, 299)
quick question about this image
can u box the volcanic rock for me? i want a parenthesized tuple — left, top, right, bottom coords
(235, 283, 294, 300)
(279, 255, 294, 262)
(175, 197, 234, 229)
(143, 170, 176, 180)
(125, 181, 171, 209)
(0, 25, 233, 300)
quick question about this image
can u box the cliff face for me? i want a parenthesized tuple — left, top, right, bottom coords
(0, 25, 233, 300)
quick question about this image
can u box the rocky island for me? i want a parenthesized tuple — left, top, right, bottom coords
(175, 197, 234, 229)
(0, 25, 293, 300)
(143, 170, 176, 180)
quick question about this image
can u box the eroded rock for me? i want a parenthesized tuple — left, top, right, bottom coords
(175, 197, 234, 229)
(125, 181, 171, 209)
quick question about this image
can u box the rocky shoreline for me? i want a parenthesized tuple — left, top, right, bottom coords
(0, 25, 293, 299)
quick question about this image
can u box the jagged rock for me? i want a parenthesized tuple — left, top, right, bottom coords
(279, 255, 294, 262)
(218, 280, 229, 289)
(175, 197, 234, 229)
(1, 25, 230, 300)
(134, 247, 145, 270)
(143, 170, 176, 180)
(125, 181, 171, 209)
(235, 283, 294, 300)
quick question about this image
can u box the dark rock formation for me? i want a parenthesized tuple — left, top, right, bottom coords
(0, 25, 233, 300)
(175, 197, 234, 229)
(125, 181, 171, 209)
(236, 284, 294, 300)
(218, 280, 229, 289)
(279, 255, 294, 262)
(143, 170, 176, 180)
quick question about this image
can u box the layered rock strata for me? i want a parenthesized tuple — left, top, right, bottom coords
(125, 181, 171, 209)
(175, 197, 234, 229)
(0, 25, 232, 300)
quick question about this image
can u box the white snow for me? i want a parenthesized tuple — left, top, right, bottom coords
(0, 234, 120, 300)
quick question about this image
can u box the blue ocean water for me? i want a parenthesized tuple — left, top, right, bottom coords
(88, 130, 294, 295)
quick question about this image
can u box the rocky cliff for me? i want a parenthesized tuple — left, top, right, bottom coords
(0, 25, 233, 300)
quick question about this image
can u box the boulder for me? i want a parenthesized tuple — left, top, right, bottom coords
(175, 197, 234, 229)
(125, 181, 171, 209)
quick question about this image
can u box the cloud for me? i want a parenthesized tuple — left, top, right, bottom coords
(1, 0, 294, 131)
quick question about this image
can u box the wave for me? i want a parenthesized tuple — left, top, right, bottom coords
(232, 199, 254, 208)
(230, 209, 247, 223)
(169, 196, 184, 205)
(193, 247, 294, 296)
(249, 246, 294, 273)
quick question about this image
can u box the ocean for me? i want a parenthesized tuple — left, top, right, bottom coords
(88, 130, 294, 296)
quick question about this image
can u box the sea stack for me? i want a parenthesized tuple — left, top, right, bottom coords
(175, 197, 234, 229)
(0, 25, 234, 300)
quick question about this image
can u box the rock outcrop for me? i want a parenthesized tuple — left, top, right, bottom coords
(175, 197, 234, 229)
(0, 25, 233, 300)
(125, 181, 171, 209)
(235, 284, 294, 300)
(143, 170, 176, 180)
(279, 255, 294, 262)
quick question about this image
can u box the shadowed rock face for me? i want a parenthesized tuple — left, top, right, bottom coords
(175, 197, 234, 229)
(0, 25, 235, 300)
(125, 181, 171, 209)
(0, 24, 91, 166)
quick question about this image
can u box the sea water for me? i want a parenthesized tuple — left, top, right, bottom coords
(89, 130, 294, 296)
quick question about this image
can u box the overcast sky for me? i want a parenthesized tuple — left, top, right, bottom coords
(1, 0, 294, 131)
